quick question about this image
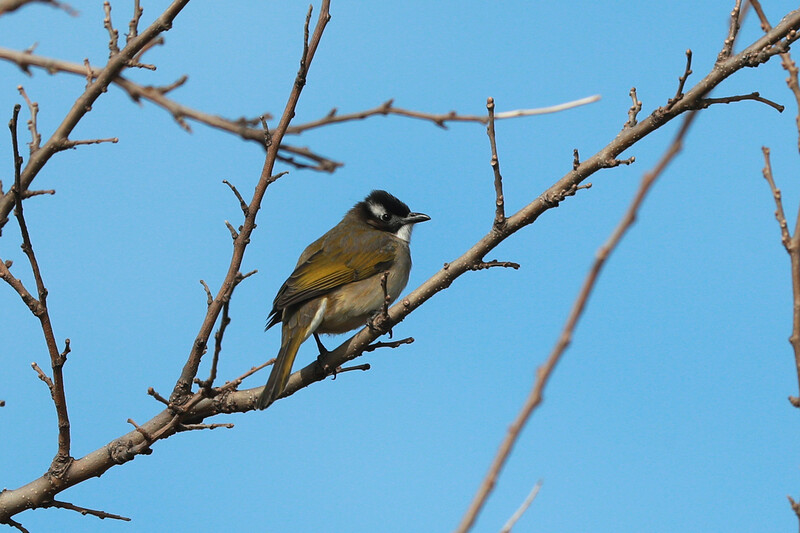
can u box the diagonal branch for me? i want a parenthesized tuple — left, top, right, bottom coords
(274, 9, 800, 409)
(454, 110, 699, 533)
(171, 0, 332, 400)
(8, 105, 72, 463)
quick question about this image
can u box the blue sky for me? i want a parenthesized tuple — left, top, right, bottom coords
(1, 1, 799, 532)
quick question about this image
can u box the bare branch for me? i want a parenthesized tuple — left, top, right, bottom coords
(468, 260, 520, 271)
(9, 105, 72, 460)
(0, 0, 194, 233)
(21, 188, 54, 199)
(667, 49, 693, 109)
(126, 0, 142, 43)
(761, 147, 792, 249)
(17, 86, 40, 153)
(0, 0, 76, 16)
(486, 97, 506, 230)
(717, 0, 743, 63)
(455, 111, 699, 533)
(102, 1, 120, 57)
(171, 0, 332, 400)
(751, 0, 800, 152)
(58, 137, 118, 151)
(43, 500, 130, 522)
(199, 280, 213, 306)
(749, 0, 800, 421)
(286, 95, 601, 134)
(695, 91, 784, 112)
(178, 422, 234, 431)
(223, 179, 249, 217)
(499, 480, 543, 533)
(363, 336, 414, 353)
(218, 359, 274, 392)
(147, 387, 169, 406)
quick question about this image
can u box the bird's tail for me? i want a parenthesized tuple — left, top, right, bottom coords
(257, 331, 303, 410)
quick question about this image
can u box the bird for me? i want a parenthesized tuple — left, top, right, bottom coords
(257, 190, 430, 409)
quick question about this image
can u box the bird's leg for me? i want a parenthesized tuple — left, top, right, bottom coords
(314, 333, 338, 378)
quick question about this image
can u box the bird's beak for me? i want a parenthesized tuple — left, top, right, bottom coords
(404, 212, 431, 225)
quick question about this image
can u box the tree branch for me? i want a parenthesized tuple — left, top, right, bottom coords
(171, 0, 331, 400)
(8, 104, 72, 464)
(0, 0, 192, 233)
(454, 110, 699, 533)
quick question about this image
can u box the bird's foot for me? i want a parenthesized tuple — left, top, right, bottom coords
(314, 333, 336, 378)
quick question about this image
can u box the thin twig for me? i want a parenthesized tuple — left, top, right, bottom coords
(750, 0, 800, 419)
(286, 95, 601, 133)
(10, 105, 72, 460)
(0, 0, 77, 16)
(199, 280, 213, 306)
(695, 91, 783, 112)
(43, 500, 130, 521)
(718, 0, 744, 63)
(223, 179, 249, 217)
(468, 260, 520, 271)
(147, 387, 169, 406)
(58, 137, 119, 150)
(761, 147, 792, 249)
(486, 97, 506, 230)
(363, 336, 414, 352)
(499, 480, 543, 533)
(667, 49, 693, 109)
(454, 111, 699, 533)
(218, 359, 274, 392)
(102, 1, 120, 57)
(171, 0, 332, 401)
(178, 422, 234, 431)
(126, 0, 142, 43)
(751, 0, 800, 153)
(17, 86, 40, 153)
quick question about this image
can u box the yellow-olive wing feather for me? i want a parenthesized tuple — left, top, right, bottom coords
(273, 227, 399, 311)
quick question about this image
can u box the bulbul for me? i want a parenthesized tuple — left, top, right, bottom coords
(257, 190, 430, 409)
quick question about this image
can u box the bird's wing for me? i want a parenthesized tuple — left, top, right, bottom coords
(272, 231, 399, 311)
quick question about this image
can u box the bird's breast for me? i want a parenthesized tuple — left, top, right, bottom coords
(317, 247, 411, 334)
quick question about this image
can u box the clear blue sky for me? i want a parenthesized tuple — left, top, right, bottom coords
(1, 1, 799, 531)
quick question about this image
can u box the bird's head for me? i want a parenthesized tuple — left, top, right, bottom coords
(353, 190, 430, 242)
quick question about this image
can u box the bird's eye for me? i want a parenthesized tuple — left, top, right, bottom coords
(381, 213, 391, 221)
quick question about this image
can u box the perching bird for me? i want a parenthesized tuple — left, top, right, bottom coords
(257, 190, 430, 409)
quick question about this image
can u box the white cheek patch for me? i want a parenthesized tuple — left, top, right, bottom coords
(394, 224, 413, 243)
(368, 202, 386, 221)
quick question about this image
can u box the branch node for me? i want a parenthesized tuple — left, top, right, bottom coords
(624, 87, 642, 128)
(147, 387, 170, 406)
